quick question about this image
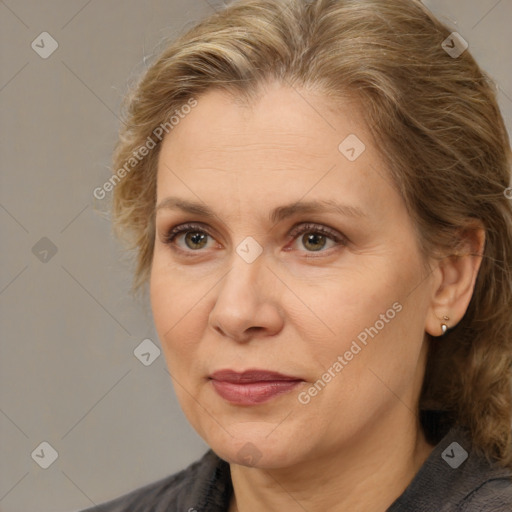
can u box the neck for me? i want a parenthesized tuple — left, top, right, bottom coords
(228, 410, 434, 512)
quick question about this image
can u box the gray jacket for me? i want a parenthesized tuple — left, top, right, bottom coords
(78, 427, 512, 511)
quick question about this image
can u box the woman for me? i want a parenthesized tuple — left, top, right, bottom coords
(81, 0, 512, 510)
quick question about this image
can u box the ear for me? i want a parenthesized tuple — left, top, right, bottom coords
(425, 224, 485, 337)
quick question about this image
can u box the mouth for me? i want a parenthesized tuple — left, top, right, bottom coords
(208, 369, 304, 405)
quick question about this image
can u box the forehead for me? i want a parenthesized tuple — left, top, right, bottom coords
(160, 83, 369, 168)
(155, 83, 396, 222)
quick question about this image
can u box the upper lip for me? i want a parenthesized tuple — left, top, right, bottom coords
(209, 369, 303, 383)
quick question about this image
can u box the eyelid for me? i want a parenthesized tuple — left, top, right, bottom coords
(161, 222, 220, 256)
(161, 221, 347, 255)
(287, 223, 345, 244)
(162, 222, 212, 243)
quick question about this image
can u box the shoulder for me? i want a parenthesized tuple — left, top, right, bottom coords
(388, 427, 512, 512)
(76, 449, 231, 512)
(459, 475, 512, 511)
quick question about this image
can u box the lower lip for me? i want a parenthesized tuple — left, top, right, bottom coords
(210, 379, 303, 405)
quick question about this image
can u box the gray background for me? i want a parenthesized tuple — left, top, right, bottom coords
(0, 1, 511, 511)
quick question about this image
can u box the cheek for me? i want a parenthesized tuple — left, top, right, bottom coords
(300, 271, 398, 344)
(296, 257, 426, 379)
(150, 259, 206, 367)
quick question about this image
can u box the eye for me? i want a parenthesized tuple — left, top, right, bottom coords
(162, 223, 217, 254)
(161, 222, 347, 257)
(288, 223, 346, 254)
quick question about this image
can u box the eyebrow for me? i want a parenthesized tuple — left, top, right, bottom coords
(155, 197, 367, 224)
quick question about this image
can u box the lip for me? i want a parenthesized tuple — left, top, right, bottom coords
(209, 369, 304, 405)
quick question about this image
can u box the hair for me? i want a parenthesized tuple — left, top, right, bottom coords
(109, 0, 512, 467)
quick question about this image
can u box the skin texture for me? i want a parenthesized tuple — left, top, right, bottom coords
(150, 81, 484, 512)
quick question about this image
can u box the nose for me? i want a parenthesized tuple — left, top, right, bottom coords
(208, 255, 284, 343)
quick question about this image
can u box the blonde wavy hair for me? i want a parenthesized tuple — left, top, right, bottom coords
(109, 0, 512, 467)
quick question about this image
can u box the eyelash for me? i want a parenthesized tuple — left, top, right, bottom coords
(162, 222, 347, 258)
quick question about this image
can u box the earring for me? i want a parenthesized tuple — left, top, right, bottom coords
(441, 315, 449, 335)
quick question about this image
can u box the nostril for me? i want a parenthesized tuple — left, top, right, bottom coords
(246, 326, 264, 334)
(215, 324, 227, 336)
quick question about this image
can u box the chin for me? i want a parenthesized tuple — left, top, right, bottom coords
(203, 423, 307, 469)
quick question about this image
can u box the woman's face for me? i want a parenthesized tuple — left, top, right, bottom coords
(151, 82, 436, 468)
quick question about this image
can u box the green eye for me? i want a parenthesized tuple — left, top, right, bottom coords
(301, 233, 328, 251)
(288, 223, 346, 254)
(184, 231, 209, 250)
(164, 223, 215, 253)
(164, 221, 347, 257)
